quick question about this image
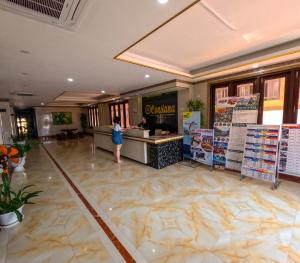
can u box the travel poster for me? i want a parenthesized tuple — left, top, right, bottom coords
(279, 125, 300, 177)
(226, 94, 259, 171)
(213, 122, 230, 168)
(183, 111, 201, 159)
(190, 129, 213, 165)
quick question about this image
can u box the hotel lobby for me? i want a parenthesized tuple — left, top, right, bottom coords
(2, 1, 300, 262)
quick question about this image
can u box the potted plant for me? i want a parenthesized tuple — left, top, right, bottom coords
(11, 134, 26, 145)
(11, 143, 31, 173)
(186, 99, 205, 127)
(0, 145, 42, 228)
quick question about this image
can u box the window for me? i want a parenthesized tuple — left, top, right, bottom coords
(88, 105, 99, 127)
(109, 101, 130, 128)
(262, 77, 286, 125)
(237, 83, 253, 97)
(210, 71, 299, 128)
(215, 87, 228, 103)
(16, 117, 28, 136)
(264, 79, 281, 100)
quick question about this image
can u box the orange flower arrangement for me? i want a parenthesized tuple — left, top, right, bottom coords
(0, 145, 19, 175)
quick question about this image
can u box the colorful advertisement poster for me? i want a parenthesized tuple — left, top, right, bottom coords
(213, 122, 230, 168)
(213, 94, 259, 169)
(279, 125, 300, 177)
(190, 129, 213, 165)
(226, 124, 248, 171)
(183, 112, 200, 159)
(241, 125, 280, 183)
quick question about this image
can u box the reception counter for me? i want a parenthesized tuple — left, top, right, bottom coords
(94, 126, 183, 169)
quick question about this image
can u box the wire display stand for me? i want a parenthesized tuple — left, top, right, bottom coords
(240, 124, 280, 190)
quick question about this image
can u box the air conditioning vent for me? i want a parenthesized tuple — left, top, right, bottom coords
(0, 0, 87, 29)
(5, 0, 64, 19)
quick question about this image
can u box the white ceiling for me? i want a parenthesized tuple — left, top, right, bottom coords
(126, 0, 300, 75)
(1, 0, 300, 108)
(0, 0, 194, 108)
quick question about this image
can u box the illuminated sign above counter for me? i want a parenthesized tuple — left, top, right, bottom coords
(142, 91, 178, 133)
(144, 104, 176, 115)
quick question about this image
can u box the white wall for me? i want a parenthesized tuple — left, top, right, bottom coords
(0, 102, 13, 144)
(128, 96, 142, 126)
(98, 103, 111, 126)
(34, 107, 84, 137)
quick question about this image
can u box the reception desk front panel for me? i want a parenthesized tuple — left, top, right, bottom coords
(93, 127, 183, 168)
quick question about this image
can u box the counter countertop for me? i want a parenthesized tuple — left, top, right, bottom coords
(94, 130, 183, 144)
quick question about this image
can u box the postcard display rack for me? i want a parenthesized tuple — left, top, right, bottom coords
(213, 94, 260, 170)
(279, 125, 300, 177)
(241, 125, 280, 189)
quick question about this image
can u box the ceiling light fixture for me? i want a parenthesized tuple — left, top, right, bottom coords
(158, 0, 168, 4)
(101, 90, 106, 94)
(67, 78, 74, 82)
(41, 102, 45, 106)
(252, 64, 259, 68)
(145, 74, 150, 78)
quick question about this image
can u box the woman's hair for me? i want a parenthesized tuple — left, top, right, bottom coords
(113, 116, 121, 124)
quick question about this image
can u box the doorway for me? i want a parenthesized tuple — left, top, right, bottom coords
(15, 108, 38, 139)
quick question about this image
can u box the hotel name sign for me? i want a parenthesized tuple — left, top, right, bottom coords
(144, 104, 176, 115)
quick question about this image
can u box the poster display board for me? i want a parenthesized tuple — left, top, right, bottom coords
(213, 122, 230, 168)
(183, 112, 200, 159)
(213, 94, 259, 170)
(241, 125, 280, 187)
(226, 95, 260, 171)
(279, 125, 300, 177)
(190, 129, 214, 165)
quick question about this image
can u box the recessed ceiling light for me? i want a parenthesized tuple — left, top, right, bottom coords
(41, 102, 45, 106)
(252, 64, 259, 68)
(158, 0, 168, 4)
(20, 49, 30, 54)
(67, 78, 74, 82)
(145, 74, 150, 78)
(101, 90, 105, 94)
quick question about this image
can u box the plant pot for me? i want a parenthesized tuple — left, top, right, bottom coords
(0, 206, 24, 229)
(12, 156, 26, 172)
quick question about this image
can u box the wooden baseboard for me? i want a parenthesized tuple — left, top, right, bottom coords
(279, 173, 300, 184)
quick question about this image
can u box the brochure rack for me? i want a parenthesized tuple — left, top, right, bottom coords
(240, 124, 280, 189)
(279, 124, 300, 177)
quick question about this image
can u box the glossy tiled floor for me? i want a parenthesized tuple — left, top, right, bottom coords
(0, 144, 117, 263)
(38, 137, 300, 263)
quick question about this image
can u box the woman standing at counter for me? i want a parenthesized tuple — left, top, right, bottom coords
(112, 116, 125, 163)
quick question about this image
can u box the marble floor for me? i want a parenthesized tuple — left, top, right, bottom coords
(39, 137, 300, 263)
(3, 138, 300, 262)
(0, 144, 118, 263)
